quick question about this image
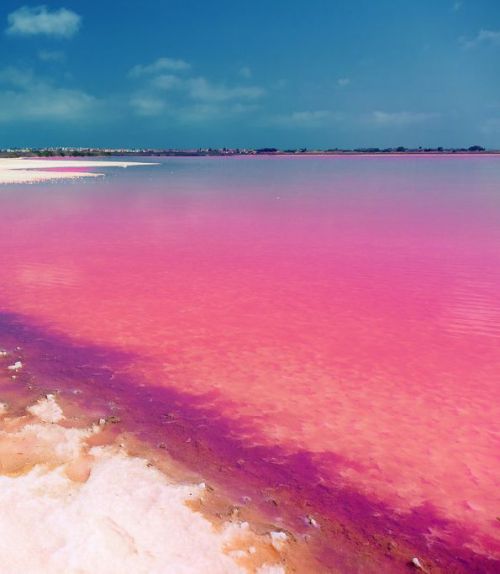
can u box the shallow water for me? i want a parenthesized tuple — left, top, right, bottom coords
(1, 156, 499, 571)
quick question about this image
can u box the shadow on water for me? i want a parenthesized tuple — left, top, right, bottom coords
(0, 310, 499, 573)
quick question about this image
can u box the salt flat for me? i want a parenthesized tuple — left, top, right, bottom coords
(0, 158, 154, 184)
(0, 395, 285, 574)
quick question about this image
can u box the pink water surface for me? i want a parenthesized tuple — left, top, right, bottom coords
(0, 156, 499, 570)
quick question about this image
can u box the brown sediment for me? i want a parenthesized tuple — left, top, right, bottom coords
(0, 354, 300, 571)
(1, 310, 499, 573)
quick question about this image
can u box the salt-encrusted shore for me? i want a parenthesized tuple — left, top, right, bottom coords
(0, 393, 287, 574)
(0, 160, 290, 573)
(0, 158, 154, 184)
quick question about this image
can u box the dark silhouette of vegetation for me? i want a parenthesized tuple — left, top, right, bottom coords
(255, 147, 278, 154)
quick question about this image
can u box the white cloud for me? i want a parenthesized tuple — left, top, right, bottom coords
(129, 94, 166, 116)
(138, 74, 265, 102)
(0, 67, 34, 87)
(6, 6, 81, 38)
(453, 1, 463, 12)
(176, 102, 259, 124)
(270, 110, 341, 128)
(337, 77, 350, 87)
(369, 110, 438, 126)
(187, 77, 265, 102)
(0, 66, 96, 122)
(0, 87, 95, 122)
(128, 59, 265, 122)
(460, 29, 500, 49)
(151, 74, 182, 90)
(129, 57, 191, 77)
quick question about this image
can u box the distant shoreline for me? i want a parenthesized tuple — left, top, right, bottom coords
(2, 149, 500, 159)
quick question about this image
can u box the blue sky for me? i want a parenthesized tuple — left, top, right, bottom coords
(0, 0, 499, 149)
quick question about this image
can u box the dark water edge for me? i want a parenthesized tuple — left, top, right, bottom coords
(1, 310, 499, 573)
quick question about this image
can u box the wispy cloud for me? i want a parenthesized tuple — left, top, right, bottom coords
(6, 6, 81, 39)
(460, 29, 500, 49)
(369, 110, 438, 126)
(0, 67, 35, 88)
(453, 1, 463, 12)
(129, 94, 166, 117)
(176, 102, 259, 124)
(187, 77, 264, 102)
(337, 77, 350, 87)
(129, 96, 258, 123)
(128, 57, 265, 122)
(270, 110, 342, 128)
(151, 74, 183, 90)
(0, 66, 96, 122)
(129, 57, 191, 77)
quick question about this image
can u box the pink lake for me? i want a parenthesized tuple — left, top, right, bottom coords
(0, 155, 499, 571)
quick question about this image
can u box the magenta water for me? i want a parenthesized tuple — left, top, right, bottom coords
(0, 156, 499, 570)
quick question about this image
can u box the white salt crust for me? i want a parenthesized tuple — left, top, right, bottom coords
(27, 394, 65, 423)
(0, 158, 155, 184)
(7, 360, 23, 371)
(0, 398, 286, 574)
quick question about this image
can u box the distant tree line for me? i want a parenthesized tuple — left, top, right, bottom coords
(0, 145, 489, 158)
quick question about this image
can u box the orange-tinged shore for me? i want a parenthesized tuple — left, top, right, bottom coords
(0, 363, 291, 574)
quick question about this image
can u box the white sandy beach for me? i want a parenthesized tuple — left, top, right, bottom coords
(0, 158, 153, 184)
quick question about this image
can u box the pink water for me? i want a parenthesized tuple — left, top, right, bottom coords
(1, 156, 499, 571)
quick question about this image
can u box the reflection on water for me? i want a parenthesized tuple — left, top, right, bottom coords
(0, 156, 499, 568)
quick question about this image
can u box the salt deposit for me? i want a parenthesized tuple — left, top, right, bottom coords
(0, 397, 287, 574)
(0, 158, 154, 184)
(7, 360, 22, 371)
(27, 394, 65, 423)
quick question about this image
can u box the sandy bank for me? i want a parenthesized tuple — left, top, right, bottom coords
(0, 158, 154, 184)
(0, 394, 286, 574)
